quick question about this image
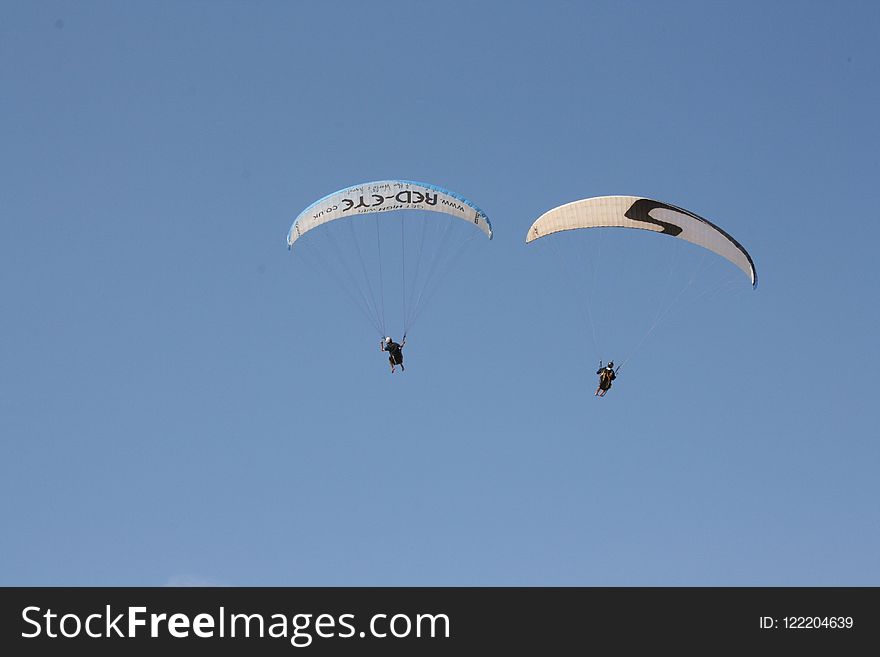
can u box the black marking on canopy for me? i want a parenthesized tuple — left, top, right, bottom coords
(624, 198, 757, 287)
(624, 199, 683, 236)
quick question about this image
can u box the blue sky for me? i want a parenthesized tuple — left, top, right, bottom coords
(2, 1, 878, 586)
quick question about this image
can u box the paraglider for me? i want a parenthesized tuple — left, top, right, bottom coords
(289, 180, 492, 372)
(526, 196, 756, 394)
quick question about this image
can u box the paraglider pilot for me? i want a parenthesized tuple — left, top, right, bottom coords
(595, 360, 616, 397)
(381, 336, 406, 373)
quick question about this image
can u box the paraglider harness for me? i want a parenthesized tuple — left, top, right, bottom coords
(597, 361, 619, 391)
(382, 334, 406, 366)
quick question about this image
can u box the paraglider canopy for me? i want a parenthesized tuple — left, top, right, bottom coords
(526, 196, 756, 287)
(289, 180, 492, 248)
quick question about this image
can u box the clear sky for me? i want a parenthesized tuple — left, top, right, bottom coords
(2, 1, 878, 586)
